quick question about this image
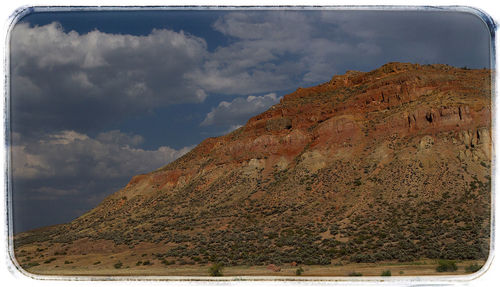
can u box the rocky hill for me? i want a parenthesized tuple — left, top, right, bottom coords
(13, 63, 491, 272)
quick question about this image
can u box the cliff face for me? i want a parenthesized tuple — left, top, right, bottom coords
(118, 63, 490, 201)
(14, 63, 491, 268)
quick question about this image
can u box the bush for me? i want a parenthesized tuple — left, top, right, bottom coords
(93, 261, 101, 265)
(465, 263, 482, 273)
(295, 267, 304, 275)
(209, 263, 224, 276)
(43, 258, 56, 264)
(114, 261, 123, 269)
(436, 260, 457, 272)
(381, 270, 391, 276)
(348, 271, 363, 276)
(22, 262, 40, 269)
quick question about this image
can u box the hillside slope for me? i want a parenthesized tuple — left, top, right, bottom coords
(14, 63, 491, 272)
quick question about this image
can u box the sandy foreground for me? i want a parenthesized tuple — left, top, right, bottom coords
(13, 256, 486, 278)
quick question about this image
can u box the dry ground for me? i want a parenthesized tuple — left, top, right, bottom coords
(13, 253, 486, 278)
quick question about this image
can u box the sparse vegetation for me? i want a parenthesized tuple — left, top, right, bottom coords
(209, 263, 224, 276)
(436, 260, 457, 272)
(465, 263, 482, 273)
(381, 270, 391, 276)
(21, 262, 40, 269)
(43, 258, 56, 264)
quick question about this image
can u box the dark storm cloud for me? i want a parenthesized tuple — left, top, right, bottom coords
(317, 10, 490, 70)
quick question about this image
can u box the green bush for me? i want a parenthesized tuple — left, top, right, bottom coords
(114, 261, 123, 269)
(295, 267, 304, 275)
(381, 270, 391, 276)
(436, 260, 457, 272)
(348, 271, 363, 276)
(465, 263, 482, 273)
(209, 263, 224, 276)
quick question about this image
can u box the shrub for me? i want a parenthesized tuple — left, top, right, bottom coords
(381, 270, 391, 276)
(161, 259, 174, 265)
(348, 271, 363, 276)
(22, 262, 40, 269)
(465, 263, 482, 273)
(93, 261, 101, 265)
(114, 261, 123, 269)
(295, 267, 304, 275)
(209, 263, 224, 276)
(43, 258, 56, 264)
(436, 260, 457, 272)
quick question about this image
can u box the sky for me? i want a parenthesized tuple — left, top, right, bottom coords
(9, 8, 492, 233)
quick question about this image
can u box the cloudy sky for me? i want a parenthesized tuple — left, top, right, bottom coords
(9, 9, 491, 233)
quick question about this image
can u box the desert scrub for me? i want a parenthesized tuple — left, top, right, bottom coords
(295, 267, 304, 275)
(114, 261, 123, 269)
(348, 271, 363, 276)
(465, 263, 482, 273)
(209, 263, 224, 276)
(381, 270, 391, 276)
(436, 260, 457, 272)
(43, 258, 56, 264)
(21, 262, 40, 269)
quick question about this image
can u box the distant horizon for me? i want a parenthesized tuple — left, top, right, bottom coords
(9, 8, 492, 233)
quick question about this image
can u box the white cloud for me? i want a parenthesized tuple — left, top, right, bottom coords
(201, 93, 280, 126)
(10, 22, 209, 135)
(12, 130, 192, 180)
(185, 11, 386, 95)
